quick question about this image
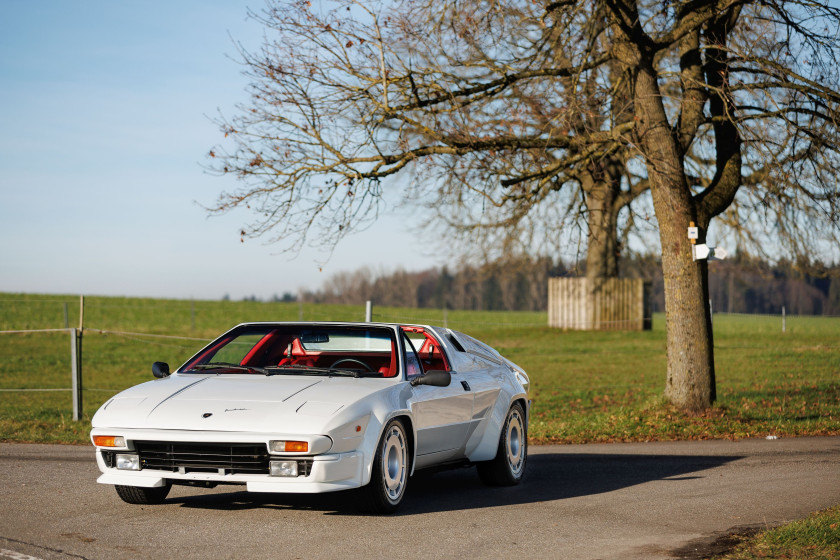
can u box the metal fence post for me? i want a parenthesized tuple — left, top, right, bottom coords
(298, 291, 304, 321)
(782, 306, 786, 333)
(365, 300, 373, 322)
(70, 328, 82, 421)
(75, 295, 84, 420)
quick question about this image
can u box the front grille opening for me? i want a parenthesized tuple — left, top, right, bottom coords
(135, 442, 271, 475)
(102, 443, 315, 477)
(293, 460, 314, 477)
(102, 450, 116, 468)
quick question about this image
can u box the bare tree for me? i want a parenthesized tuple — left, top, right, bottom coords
(418, 4, 649, 279)
(209, 0, 840, 412)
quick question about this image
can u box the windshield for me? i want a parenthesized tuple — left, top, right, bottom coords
(181, 325, 398, 378)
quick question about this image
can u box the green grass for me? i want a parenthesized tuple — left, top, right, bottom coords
(2, 294, 836, 557)
(712, 506, 840, 559)
(1, 293, 838, 445)
(471, 313, 840, 444)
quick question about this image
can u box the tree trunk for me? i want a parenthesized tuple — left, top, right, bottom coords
(633, 62, 716, 412)
(582, 170, 621, 280)
(581, 166, 623, 329)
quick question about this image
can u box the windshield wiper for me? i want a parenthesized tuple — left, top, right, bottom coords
(189, 362, 270, 375)
(189, 363, 364, 378)
(263, 365, 359, 378)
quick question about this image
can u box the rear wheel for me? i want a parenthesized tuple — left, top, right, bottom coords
(362, 418, 408, 513)
(115, 483, 171, 505)
(477, 402, 527, 486)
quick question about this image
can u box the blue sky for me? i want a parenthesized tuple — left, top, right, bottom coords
(0, 1, 438, 300)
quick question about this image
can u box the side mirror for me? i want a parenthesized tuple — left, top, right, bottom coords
(410, 370, 451, 387)
(152, 361, 170, 378)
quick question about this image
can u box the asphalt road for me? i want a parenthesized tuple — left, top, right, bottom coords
(1, 437, 839, 560)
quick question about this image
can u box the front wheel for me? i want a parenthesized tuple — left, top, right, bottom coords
(477, 402, 527, 486)
(361, 418, 409, 513)
(115, 483, 171, 505)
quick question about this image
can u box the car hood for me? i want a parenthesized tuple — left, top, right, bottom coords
(91, 373, 390, 433)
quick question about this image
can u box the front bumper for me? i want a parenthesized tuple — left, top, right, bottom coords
(94, 450, 365, 493)
(91, 428, 367, 493)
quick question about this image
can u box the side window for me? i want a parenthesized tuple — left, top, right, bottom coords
(402, 329, 450, 373)
(402, 333, 423, 378)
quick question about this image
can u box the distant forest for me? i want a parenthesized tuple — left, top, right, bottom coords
(261, 255, 840, 316)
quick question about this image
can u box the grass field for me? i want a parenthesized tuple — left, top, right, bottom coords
(713, 505, 840, 560)
(1, 292, 838, 445)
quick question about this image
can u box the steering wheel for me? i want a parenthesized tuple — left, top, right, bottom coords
(330, 358, 373, 372)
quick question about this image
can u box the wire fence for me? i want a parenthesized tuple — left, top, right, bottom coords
(371, 311, 548, 327)
(2, 295, 839, 422)
(3, 294, 838, 330)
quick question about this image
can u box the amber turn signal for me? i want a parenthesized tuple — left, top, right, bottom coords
(93, 435, 126, 448)
(269, 440, 309, 453)
(285, 441, 308, 452)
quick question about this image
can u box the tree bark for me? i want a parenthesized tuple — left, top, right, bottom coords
(582, 167, 622, 330)
(633, 62, 716, 411)
(582, 168, 621, 280)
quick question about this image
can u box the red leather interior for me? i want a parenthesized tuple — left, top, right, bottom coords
(380, 340, 397, 377)
(278, 338, 316, 367)
(240, 330, 279, 365)
(416, 335, 448, 371)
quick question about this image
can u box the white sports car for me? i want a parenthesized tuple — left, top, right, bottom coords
(90, 322, 530, 512)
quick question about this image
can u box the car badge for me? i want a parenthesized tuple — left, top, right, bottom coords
(202, 412, 213, 418)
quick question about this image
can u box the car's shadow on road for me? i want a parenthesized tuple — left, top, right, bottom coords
(167, 451, 743, 515)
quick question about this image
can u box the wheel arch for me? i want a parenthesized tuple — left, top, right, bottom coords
(389, 413, 415, 475)
(466, 392, 528, 463)
(511, 396, 529, 435)
(475, 397, 528, 486)
(361, 411, 416, 486)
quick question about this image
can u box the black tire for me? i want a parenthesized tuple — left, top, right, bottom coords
(477, 402, 527, 486)
(361, 419, 409, 514)
(115, 483, 171, 505)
